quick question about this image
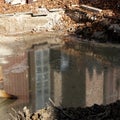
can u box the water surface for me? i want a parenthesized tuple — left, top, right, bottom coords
(0, 42, 120, 119)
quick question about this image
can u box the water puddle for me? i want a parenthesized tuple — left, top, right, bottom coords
(0, 41, 120, 119)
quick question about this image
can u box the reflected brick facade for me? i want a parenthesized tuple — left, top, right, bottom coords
(2, 53, 29, 102)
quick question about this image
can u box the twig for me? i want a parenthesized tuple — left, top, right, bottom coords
(49, 98, 77, 120)
(18, 111, 25, 118)
(9, 113, 17, 120)
(11, 108, 17, 114)
(49, 98, 56, 107)
(9, 107, 26, 120)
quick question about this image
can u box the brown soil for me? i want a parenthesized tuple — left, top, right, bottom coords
(0, 0, 79, 14)
(0, 0, 119, 15)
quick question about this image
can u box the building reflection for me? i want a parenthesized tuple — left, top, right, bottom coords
(86, 68, 103, 106)
(1, 53, 29, 106)
(50, 47, 120, 107)
(51, 49, 86, 107)
(3, 43, 119, 111)
(29, 44, 50, 111)
(28, 45, 120, 109)
(103, 67, 120, 104)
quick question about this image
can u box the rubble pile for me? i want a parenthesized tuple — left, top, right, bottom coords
(9, 106, 55, 120)
(66, 0, 120, 41)
(65, 2, 120, 43)
(10, 100, 120, 120)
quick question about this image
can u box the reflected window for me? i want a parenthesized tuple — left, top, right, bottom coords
(61, 52, 69, 71)
(34, 48, 50, 109)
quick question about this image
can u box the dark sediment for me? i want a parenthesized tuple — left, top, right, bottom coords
(13, 100, 120, 120)
(54, 100, 120, 120)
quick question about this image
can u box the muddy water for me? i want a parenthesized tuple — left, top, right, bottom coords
(0, 42, 120, 119)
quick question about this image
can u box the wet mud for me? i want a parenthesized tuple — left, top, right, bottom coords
(54, 101, 120, 120)
(11, 100, 120, 120)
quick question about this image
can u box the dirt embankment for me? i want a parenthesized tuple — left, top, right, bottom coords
(0, 0, 120, 42)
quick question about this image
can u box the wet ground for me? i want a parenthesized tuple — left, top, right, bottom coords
(0, 34, 120, 119)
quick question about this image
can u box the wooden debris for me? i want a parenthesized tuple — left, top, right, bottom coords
(80, 4, 102, 13)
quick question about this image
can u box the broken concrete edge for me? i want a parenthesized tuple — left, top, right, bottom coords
(0, 29, 66, 38)
(0, 4, 108, 17)
(0, 8, 65, 17)
(0, 7, 65, 35)
(0, 31, 65, 46)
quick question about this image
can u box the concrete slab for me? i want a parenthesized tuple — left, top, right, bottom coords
(0, 8, 64, 34)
